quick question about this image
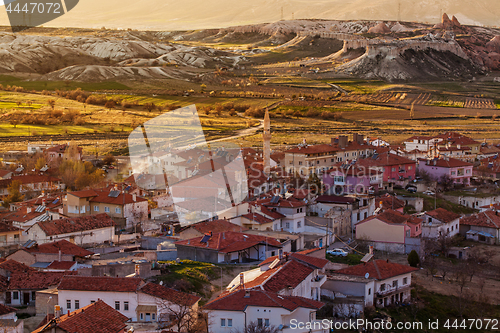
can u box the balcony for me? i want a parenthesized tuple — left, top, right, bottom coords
(311, 275, 327, 288)
(376, 284, 411, 297)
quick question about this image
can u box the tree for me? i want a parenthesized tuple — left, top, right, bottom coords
(9, 119, 19, 128)
(157, 296, 202, 333)
(64, 142, 81, 161)
(2, 180, 24, 208)
(144, 102, 156, 112)
(407, 250, 420, 267)
(35, 157, 47, 170)
(439, 173, 453, 191)
(103, 155, 116, 166)
(47, 99, 56, 110)
(200, 84, 207, 92)
(104, 100, 115, 110)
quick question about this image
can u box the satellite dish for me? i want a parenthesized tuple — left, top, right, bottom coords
(365, 273, 370, 279)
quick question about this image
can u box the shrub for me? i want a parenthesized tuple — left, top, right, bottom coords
(408, 250, 420, 267)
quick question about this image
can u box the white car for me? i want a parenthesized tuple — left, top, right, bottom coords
(327, 248, 348, 257)
(423, 190, 435, 196)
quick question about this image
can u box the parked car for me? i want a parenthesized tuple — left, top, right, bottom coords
(423, 190, 435, 196)
(406, 186, 417, 193)
(327, 248, 348, 257)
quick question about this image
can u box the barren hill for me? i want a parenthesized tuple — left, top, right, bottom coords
(0, 0, 499, 30)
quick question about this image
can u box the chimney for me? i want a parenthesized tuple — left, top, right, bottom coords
(135, 264, 140, 276)
(58, 250, 62, 262)
(27, 207, 32, 214)
(379, 201, 383, 208)
(132, 194, 137, 202)
(490, 203, 494, 210)
(54, 305, 61, 319)
(240, 273, 245, 289)
(338, 135, 348, 149)
(278, 248, 283, 260)
(244, 290, 250, 298)
(369, 245, 373, 255)
(67, 310, 70, 316)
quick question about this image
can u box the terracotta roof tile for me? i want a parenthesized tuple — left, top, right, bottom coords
(25, 240, 94, 257)
(88, 189, 147, 205)
(286, 144, 338, 155)
(0, 259, 36, 274)
(140, 282, 200, 306)
(335, 259, 418, 280)
(9, 271, 74, 290)
(33, 213, 116, 236)
(32, 299, 128, 333)
(204, 289, 323, 312)
(0, 304, 16, 316)
(57, 276, 144, 292)
(262, 260, 314, 292)
(425, 208, 461, 223)
(187, 220, 247, 234)
(46, 261, 76, 270)
(175, 231, 282, 253)
(289, 252, 328, 269)
(419, 157, 473, 168)
(378, 194, 405, 210)
(11, 175, 60, 185)
(0, 222, 21, 233)
(460, 211, 500, 229)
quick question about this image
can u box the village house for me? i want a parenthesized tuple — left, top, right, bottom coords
(32, 299, 128, 333)
(226, 252, 328, 301)
(459, 210, 500, 244)
(0, 222, 21, 248)
(44, 144, 83, 163)
(178, 219, 247, 240)
(10, 174, 64, 194)
(63, 188, 148, 230)
(7, 240, 93, 267)
(0, 304, 23, 333)
(175, 231, 283, 264)
(323, 260, 418, 313)
(254, 195, 307, 234)
(313, 195, 375, 232)
(420, 208, 461, 239)
(355, 210, 422, 254)
(417, 157, 473, 186)
(323, 165, 383, 195)
(57, 276, 200, 325)
(203, 289, 325, 333)
(25, 213, 116, 246)
(356, 152, 416, 189)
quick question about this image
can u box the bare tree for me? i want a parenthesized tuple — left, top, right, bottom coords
(157, 297, 202, 333)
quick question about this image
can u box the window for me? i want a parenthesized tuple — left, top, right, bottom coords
(94, 205, 99, 212)
(257, 319, 263, 327)
(31, 291, 36, 301)
(380, 284, 385, 291)
(285, 222, 290, 229)
(124, 301, 129, 311)
(403, 277, 408, 285)
(368, 288, 371, 295)
(393, 280, 398, 288)
(140, 313, 144, 321)
(75, 300, 79, 310)
(115, 301, 120, 311)
(14, 234, 19, 240)
(115, 207, 121, 214)
(221, 319, 226, 327)
(66, 300, 71, 309)
(104, 206, 110, 213)
(357, 212, 360, 221)
(391, 167, 396, 172)
(0, 235, 7, 243)
(152, 313, 156, 321)
(364, 212, 368, 219)
(265, 319, 270, 327)
(228, 319, 233, 327)
(297, 221, 301, 228)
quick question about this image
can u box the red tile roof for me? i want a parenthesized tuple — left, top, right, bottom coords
(0, 304, 16, 316)
(241, 213, 273, 225)
(139, 282, 200, 306)
(289, 252, 328, 269)
(25, 240, 94, 257)
(378, 194, 405, 210)
(419, 157, 473, 168)
(33, 299, 128, 333)
(33, 213, 116, 236)
(425, 208, 461, 223)
(0, 170, 11, 178)
(358, 209, 422, 226)
(335, 259, 418, 280)
(9, 271, 74, 290)
(175, 231, 282, 253)
(0, 222, 21, 233)
(46, 261, 76, 270)
(11, 175, 60, 185)
(256, 196, 307, 208)
(204, 289, 324, 312)
(0, 259, 36, 274)
(89, 189, 147, 205)
(3, 206, 45, 223)
(460, 211, 500, 229)
(186, 219, 247, 234)
(68, 190, 98, 198)
(358, 152, 415, 167)
(57, 276, 144, 292)
(262, 260, 314, 292)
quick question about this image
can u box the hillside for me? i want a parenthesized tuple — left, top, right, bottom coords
(0, 0, 499, 30)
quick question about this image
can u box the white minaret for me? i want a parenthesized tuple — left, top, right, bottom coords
(263, 109, 271, 175)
